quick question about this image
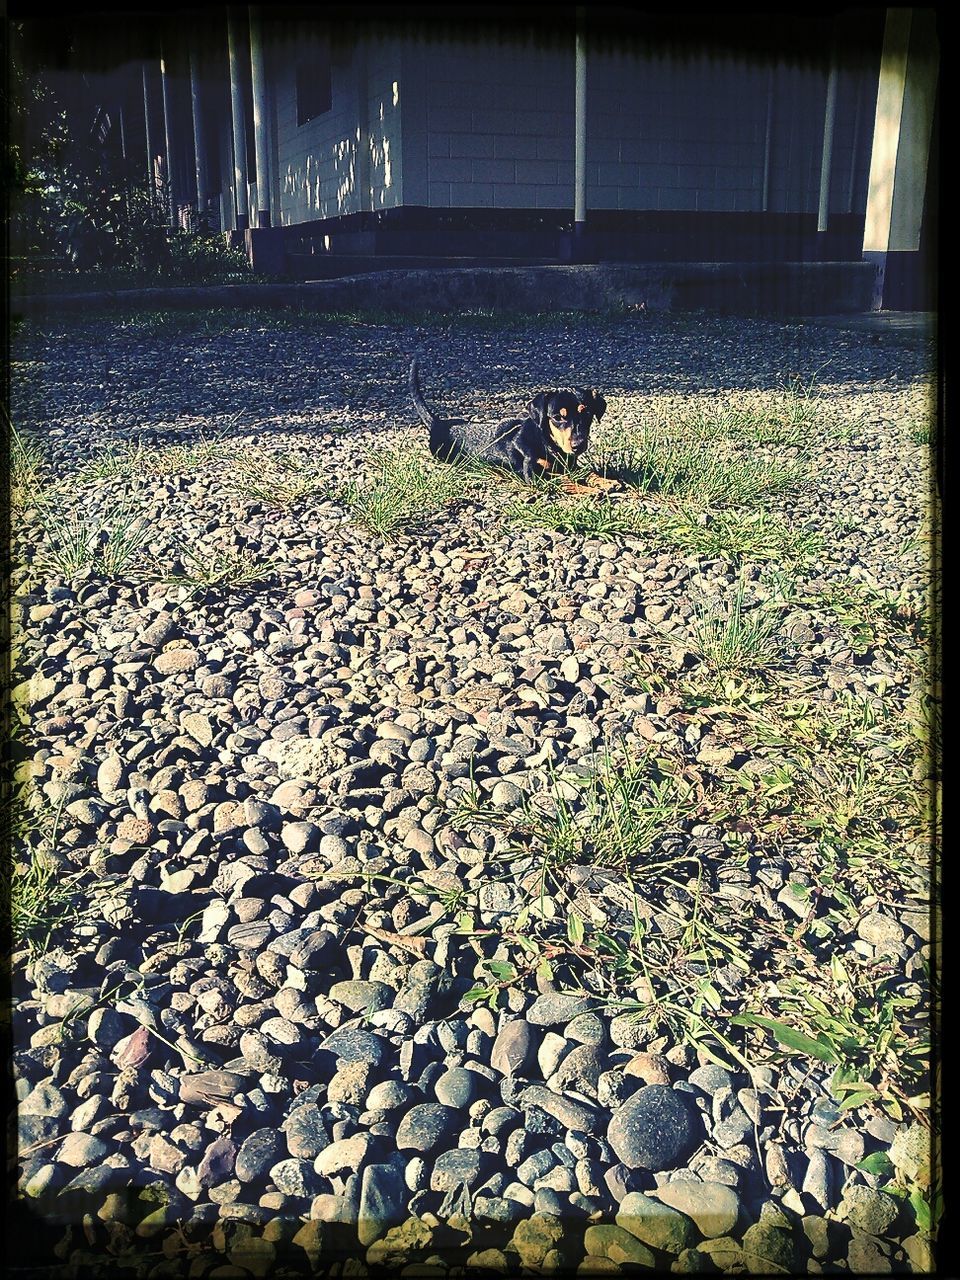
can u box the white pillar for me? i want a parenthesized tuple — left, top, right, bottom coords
(817, 52, 839, 233)
(356, 44, 372, 214)
(227, 7, 249, 229)
(248, 4, 272, 227)
(574, 11, 587, 251)
(159, 47, 178, 226)
(189, 48, 208, 222)
(862, 8, 938, 307)
(142, 62, 155, 188)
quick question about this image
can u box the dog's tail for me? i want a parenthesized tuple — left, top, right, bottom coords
(409, 358, 454, 460)
(409, 358, 438, 429)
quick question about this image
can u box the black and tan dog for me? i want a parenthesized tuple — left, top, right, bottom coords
(409, 359, 618, 490)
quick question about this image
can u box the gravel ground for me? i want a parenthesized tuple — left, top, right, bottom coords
(8, 307, 939, 1276)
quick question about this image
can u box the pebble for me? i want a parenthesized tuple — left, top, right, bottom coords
(616, 1191, 695, 1254)
(490, 1019, 535, 1078)
(653, 1180, 741, 1238)
(607, 1085, 704, 1171)
(526, 993, 594, 1025)
(236, 1130, 285, 1182)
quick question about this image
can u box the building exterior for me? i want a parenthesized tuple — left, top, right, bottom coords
(64, 7, 943, 308)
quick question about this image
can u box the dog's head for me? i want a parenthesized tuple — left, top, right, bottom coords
(528, 388, 607, 457)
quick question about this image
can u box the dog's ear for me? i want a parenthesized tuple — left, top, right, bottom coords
(527, 393, 549, 428)
(589, 390, 606, 420)
(574, 388, 606, 420)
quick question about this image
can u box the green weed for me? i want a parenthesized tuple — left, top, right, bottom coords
(33, 487, 151, 578)
(161, 545, 274, 597)
(340, 446, 481, 536)
(503, 492, 645, 537)
(228, 449, 329, 508)
(686, 575, 787, 679)
(77, 428, 231, 483)
(734, 952, 928, 1123)
(653, 506, 822, 563)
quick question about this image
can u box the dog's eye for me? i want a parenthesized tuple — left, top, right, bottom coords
(577, 404, 586, 412)
(559, 407, 568, 418)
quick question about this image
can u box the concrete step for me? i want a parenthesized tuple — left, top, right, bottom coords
(285, 254, 562, 280)
(13, 260, 885, 318)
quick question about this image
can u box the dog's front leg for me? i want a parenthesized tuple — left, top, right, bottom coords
(522, 454, 552, 483)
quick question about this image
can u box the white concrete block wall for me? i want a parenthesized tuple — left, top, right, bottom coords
(403, 38, 867, 217)
(259, 31, 878, 226)
(767, 64, 828, 215)
(366, 40, 403, 211)
(272, 36, 403, 226)
(411, 39, 575, 209)
(585, 51, 769, 212)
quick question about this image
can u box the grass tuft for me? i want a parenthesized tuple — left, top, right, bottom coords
(228, 449, 329, 509)
(340, 445, 482, 536)
(33, 486, 151, 578)
(504, 492, 644, 537)
(161, 545, 275, 597)
(653, 506, 822, 563)
(686, 574, 787, 679)
(77, 429, 230, 483)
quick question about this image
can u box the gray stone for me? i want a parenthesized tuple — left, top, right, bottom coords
(583, 1224, 657, 1268)
(652, 1180, 741, 1238)
(357, 1162, 407, 1247)
(616, 1190, 695, 1254)
(320, 1027, 387, 1065)
(314, 1133, 375, 1177)
(607, 1085, 704, 1172)
(687, 1065, 735, 1095)
(197, 1136, 236, 1189)
(609, 1013, 648, 1049)
(741, 1220, 801, 1273)
(516, 1149, 557, 1187)
(838, 1185, 901, 1236)
(366, 1080, 416, 1113)
(57, 1133, 111, 1168)
(280, 821, 320, 854)
(396, 1103, 460, 1153)
(565, 1011, 607, 1045)
(857, 910, 907, 956)
(520, 1085, 599, 1132)
(329, 980, 394, 1014)
(526, 993, 594, 1026)
(236, 1129, 285, 1183)
(283, 1107, 329, 1161)
(847, 1230, 893, 1274)
(268, 1157, 323, 1198)
(475, 1195, 528, 1225)
(801, 1147, 834, 1212)
(430, 1149, 485, 1192)
(434, 1067, 482, 1109)
(548, 1042, 603, 1094)
(20, 1081, 69, 1118)
(490, 1019, 535, 1078)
